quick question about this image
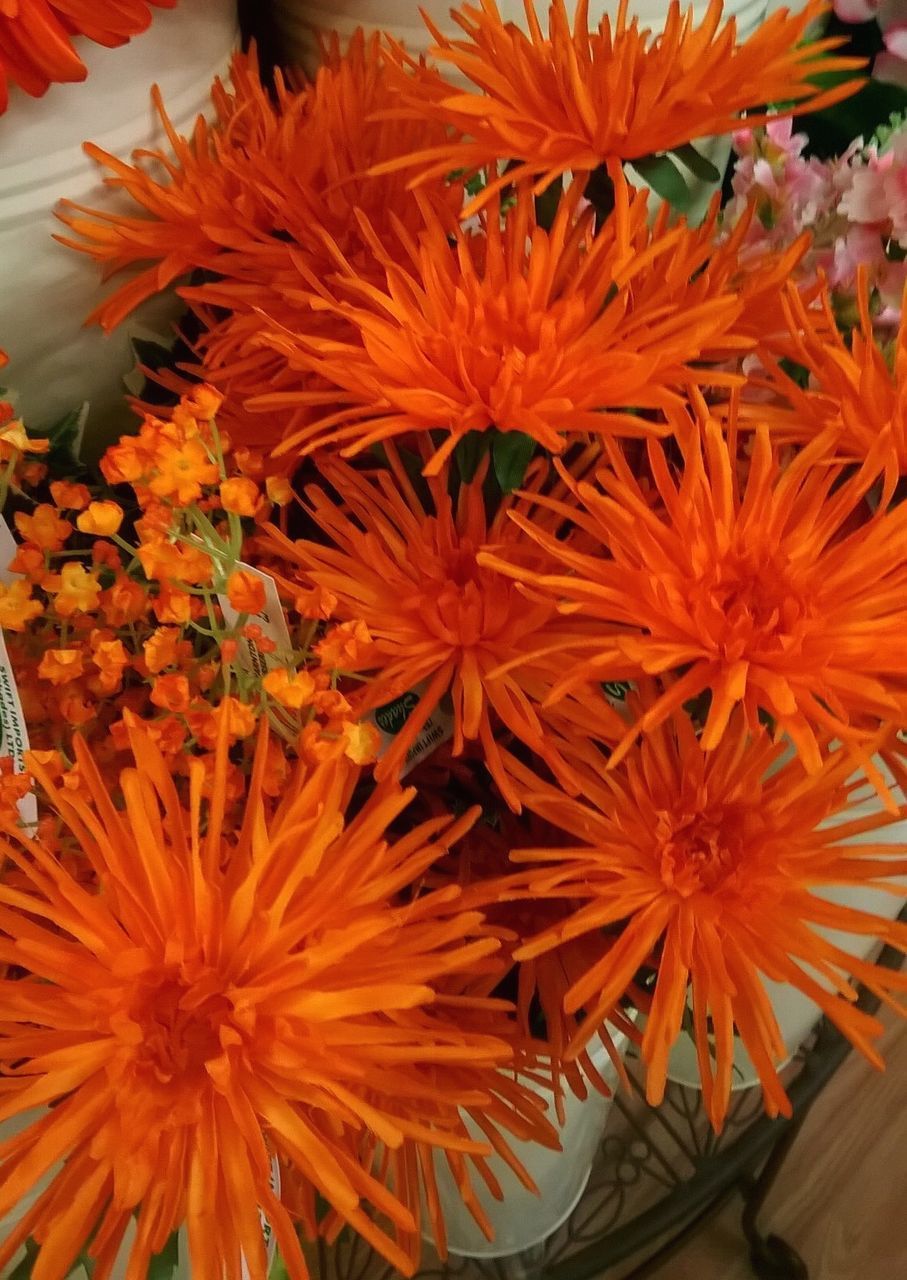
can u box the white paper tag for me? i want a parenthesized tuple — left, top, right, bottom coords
(369, 680, 455, 778)
(0, 629, 37, 833)
(0, 516, 37, 831)
(241, 1154, 281, 1279)
(217, 561, 294, 678)
(0, 515, 18, 584)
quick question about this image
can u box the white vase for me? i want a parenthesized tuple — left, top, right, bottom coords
(667, 761, 907, 1092)
(427, 1029, 628, 1258)
(273, 0, 768, 69)
(0, 0, 239, 445)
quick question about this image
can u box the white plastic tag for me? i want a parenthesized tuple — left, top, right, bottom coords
(240, 1154, 281, 1280)
(0, 514, 18, 584)
(217, 561, 294, 678)
(0, 515, 37, 831)
(368, 680, 455, 778)
(0, 630, 37, 832)
(603, 680, 633, 710)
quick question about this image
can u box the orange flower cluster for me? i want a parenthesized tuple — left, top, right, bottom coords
(58, 4, 840, 472)
(0, 385, 380, 808)
(0, 0, 176, 113)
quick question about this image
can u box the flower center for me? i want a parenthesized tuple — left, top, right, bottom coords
(655, 807, 745, 897)
(689, 549, 814, 662)
(119, 974, 236, 1087)
(415, 544, 502, 648)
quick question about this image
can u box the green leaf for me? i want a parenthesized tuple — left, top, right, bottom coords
(147, 1231, 179, 1280)
(584, 165, 615, 223)
(454, 430, 490, 484)
(534, 175, 563, 230)
(492, 430, 536, 493)
(672, 142, 721, 184)
(795, 78, 907, 161)
(131, 337, 175, 374)
(631, 153, 693, 213)
(41, 402, 89, 470)
(9, 1239, 40, 1280)
(778, 357, 810, 390)
(269, 1253, 291, 1280)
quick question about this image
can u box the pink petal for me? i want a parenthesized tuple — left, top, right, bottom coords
(878, 0, 904, 34)
(833, 0, 878, 22)
(883, 24, 907, 60)
(874, 51, 907, 89)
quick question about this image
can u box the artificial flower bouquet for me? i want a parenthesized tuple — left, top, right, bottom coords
(2, 2, 907, 1279)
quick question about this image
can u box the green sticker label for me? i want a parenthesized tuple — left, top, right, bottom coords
(375, 690, 420, 735)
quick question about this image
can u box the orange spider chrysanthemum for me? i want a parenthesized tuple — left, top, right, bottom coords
(752, 281, 907, 481)
(480, 396, 907, 775)
(255, 178, 790, 474)
(500, 697, 907, 1130)
(56, 38, 464, 455)
(0, 718, 557, 1280)
(0, 0, 177, 113)
(376, 0, 863, 213)
(262, 445, 623, 808)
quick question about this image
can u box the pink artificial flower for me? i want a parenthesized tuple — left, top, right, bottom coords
(839, 134, 907, 246)
(728, 117, 830, 249)
(834, 0, 907, 88)
(725, 114, 907, 332)
(828, 222, 891, 286)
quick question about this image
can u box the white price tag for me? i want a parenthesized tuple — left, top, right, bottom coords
(217, 561, 294, 678)
(0, 514, 18, 584)
(0, 515, 36, 831)
(0, 629, 37, 833)
(241, 1154, 281, 1279)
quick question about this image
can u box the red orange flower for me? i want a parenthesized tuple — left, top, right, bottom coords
(56, 40, 465, 456)
(501, 695, 907, 1129)
(263, 446, 622, 807)
(751, 280, 907, 483)
(0, 1, 177, 113)
(0, 722, 556, 1280)
(76, 500, 123, 537)
(15, 504, 70, 551)
(0, 579, 42, 631)
(376, 0, 862, 212)
(257, 179, 772, 474)
(225, 568, 266, 616)
(481, 398, 907, 774)
(262, 667, 316, 711)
